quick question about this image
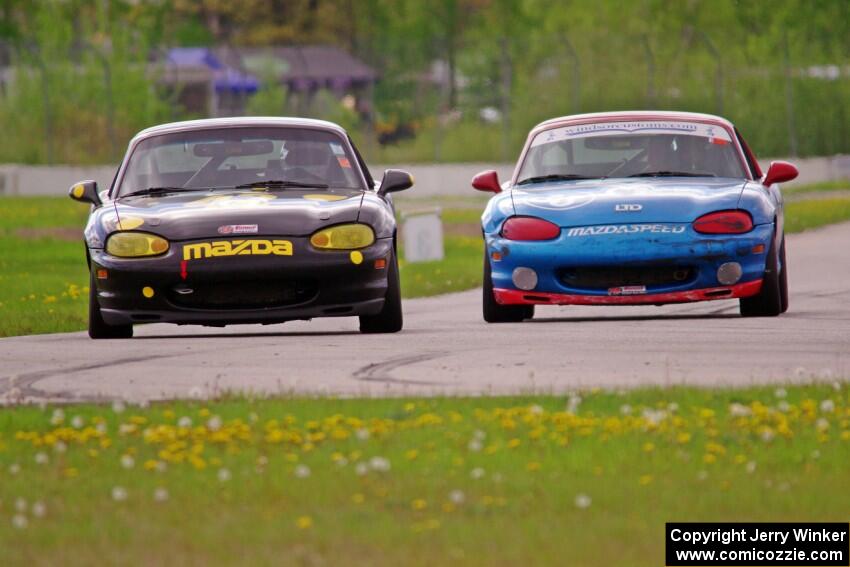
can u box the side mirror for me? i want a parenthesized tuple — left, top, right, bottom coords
(762, 161, 798, 187)
(378, 169, 414, 196)
(68, 180, 102, 206)
(472, 170, 501, 193)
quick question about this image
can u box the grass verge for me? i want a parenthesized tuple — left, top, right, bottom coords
(0, 384, 848, 565)
(1, 193, 850, 337)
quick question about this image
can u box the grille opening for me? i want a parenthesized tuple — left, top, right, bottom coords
(704, 288, 733, 297)
(323, 306, 353, 314)
(168, 279, 317, 310)
(131, 314, 161, 321)
(558, 265, 695, 291)
(523, 295, 551, 302)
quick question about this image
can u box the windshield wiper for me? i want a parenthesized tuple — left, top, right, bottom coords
(119, 186, 208, 199)
(628, 171, 716, 178)
(516, 174, 598, 186)
(235, 179, 329, 190)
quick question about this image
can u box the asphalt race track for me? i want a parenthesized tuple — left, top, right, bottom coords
(1, 222, 849, 404)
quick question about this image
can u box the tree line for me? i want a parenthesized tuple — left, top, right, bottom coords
(0, 0, 848, 164)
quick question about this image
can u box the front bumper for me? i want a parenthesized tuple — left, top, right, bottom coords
(486, 223, 773, 305)
(90, 236, 393, 326)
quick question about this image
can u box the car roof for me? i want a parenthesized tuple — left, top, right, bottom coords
(131, 116, 348, 143)
(531, 110, 735, 134)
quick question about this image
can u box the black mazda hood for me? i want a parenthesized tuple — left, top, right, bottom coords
(109, 188, 365, 240)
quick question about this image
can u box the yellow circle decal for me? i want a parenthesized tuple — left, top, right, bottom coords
(72, 184, 85, 198)
(142, 286, 155, 298)
(304, 194, 347, 202)
(350, 251, 363, 265)
(117, 217, 145, 230)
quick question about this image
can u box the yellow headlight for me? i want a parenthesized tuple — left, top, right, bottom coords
(310, 224, 375, 250)
(106, 232, 170, 258)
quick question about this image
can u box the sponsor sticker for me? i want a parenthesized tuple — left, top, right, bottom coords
(337, 157, 352, 168)
(609, 285, 647, 296)
(330, 143, 345, 155)
(531, 121, 733, 147)
(217, 224, 259, 235)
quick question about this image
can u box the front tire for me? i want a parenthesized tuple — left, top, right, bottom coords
(88, 271, 133, 339)
(482, 251, 534, 323)
(740, 236, 785, 318)
(359, 250, 403, 334)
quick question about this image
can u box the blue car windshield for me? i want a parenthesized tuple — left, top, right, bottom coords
(517, 121, 748, 185)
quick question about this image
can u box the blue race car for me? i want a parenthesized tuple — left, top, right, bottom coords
(472, 111, 798, 322)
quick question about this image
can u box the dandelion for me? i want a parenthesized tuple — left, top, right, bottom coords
(34, 452, 49, 465)
(774, 387, 787, 399)
(472, 429, 486, 441)
(188, 386, 204, 399)
(32, 501, 46, 518)
(449, 490, 465, 505)
(667, 402, 679, 413)
(411, 498, 428, 511)
(12, 514, 28, 529)
(566, 394, 582, 414)
(8, 463, 20, 475)
(355, 428, 370, 441)
(352, 493, 365, 504)
(529, 404, 544, 415)
(746, 461, 757, 474)
(832, 381, 842, 391)
(777, 401, 791, 412)
(697, 470, 709, 481)
(639, 474, 653, 486)
(120, 455, 135, 469)
(642, 442, 655, 453)
(355, 462, 369, 476)
(206, 415, 223, 431)
(405, 449, 419, 461)
(154, 487, 169, 502)
(760, 428, 775, 442)
(467, 439, 483, 452)
(369, 456, 391, 472)
(816, 418, 830, 431)
(574, 493, 592, 509)
(811, 450, 821, 460)
(217, 468, 231, 482)
(15, 498, 27, 512)
(71, 415, 85, 429)
(470, 467, 485, 480)
(728, 403, 752, 417)
(296, 516, 313, 529)
(177, 416, 193, 428)
(112, 400, 126, 414)
(111, 486, 128, 501)
(526, 461, 541, 472)
(50, 408, 65, 425)
(820, 399, 835, 413)
(294, 464, 311, 479)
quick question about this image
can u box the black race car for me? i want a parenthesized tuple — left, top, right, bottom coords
(69, 117, 413, 338)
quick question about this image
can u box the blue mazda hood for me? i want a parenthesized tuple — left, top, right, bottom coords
(510, 178, 747, 227)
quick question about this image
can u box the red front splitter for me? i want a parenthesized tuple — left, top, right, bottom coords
(494, 279, 763, 306)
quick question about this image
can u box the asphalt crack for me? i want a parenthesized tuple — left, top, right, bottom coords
(352, 351, 453, 386)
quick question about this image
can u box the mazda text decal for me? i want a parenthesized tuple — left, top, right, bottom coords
(566, 224, 687, 237)
(183, 239, 293, 260)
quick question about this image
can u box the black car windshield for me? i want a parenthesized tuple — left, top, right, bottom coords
(116, 126, 364, 197)
(516, 121, 748, 186)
